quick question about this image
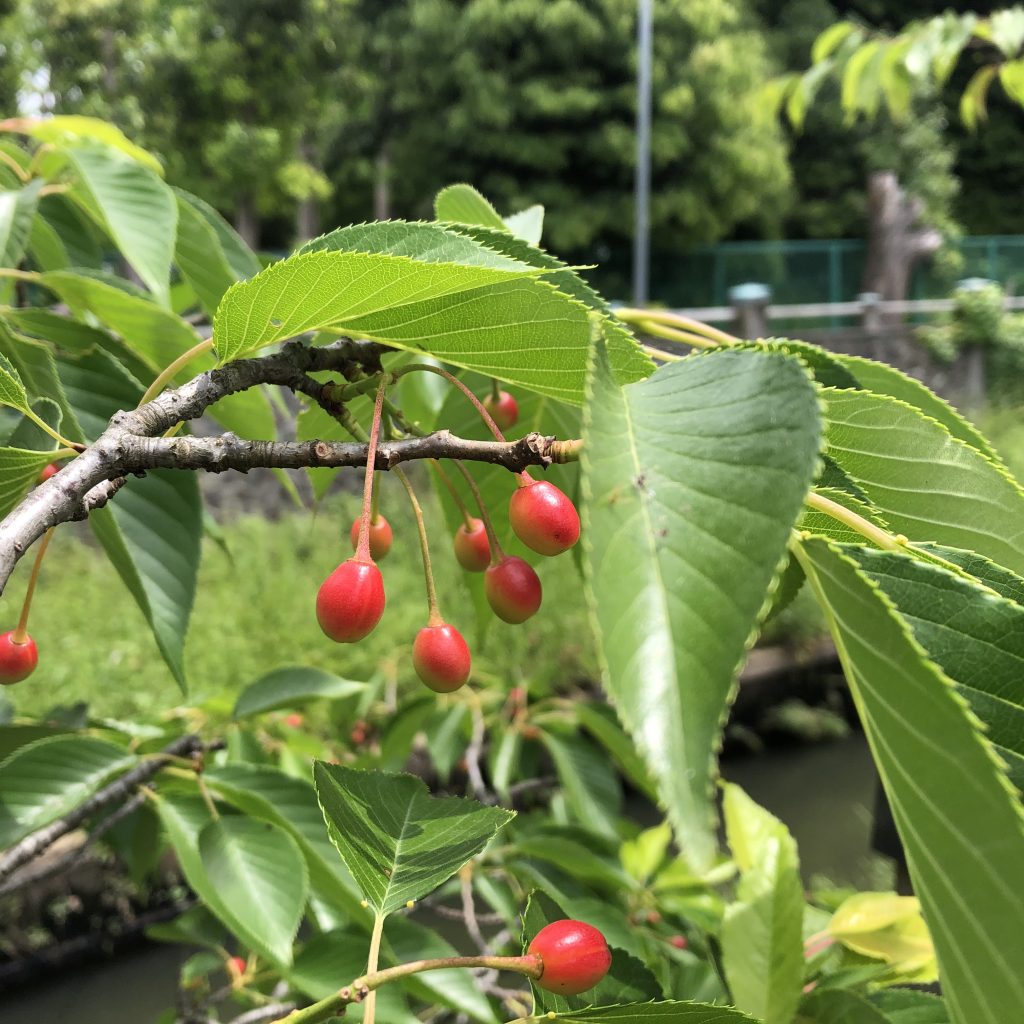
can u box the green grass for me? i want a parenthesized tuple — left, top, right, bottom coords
(4, 485, 598, 721)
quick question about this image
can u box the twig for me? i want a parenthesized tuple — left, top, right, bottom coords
(0, 734, 203, 883)
(228, 1004, 299, 1024)
(0, 791, 146, 898)
(0, 336, 581, 594)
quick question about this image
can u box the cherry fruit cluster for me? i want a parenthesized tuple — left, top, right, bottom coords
(315, 382, 580, 695)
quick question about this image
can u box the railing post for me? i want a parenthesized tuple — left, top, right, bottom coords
(728, 283, 771, 339)
(858, 292, 882, 334)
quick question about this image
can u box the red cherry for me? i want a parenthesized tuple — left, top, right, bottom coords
(483, 390, 518, 431)
(646, 910, 662, 925)
(669, 935, 688, 950)
(484, 556, 542, 623)
(284, 713, 304, 728)
(528, 919, 611, 995)
(413, 623, 471, 692)
(38, 463, 60, 483)
(349, 515, 393, 560)
(316, 559, 385, 642)
(509, 480, 580, 556)
(228, 956, 247, 975)
(453, 518, 491, 572)
(0, 630, 38, 685)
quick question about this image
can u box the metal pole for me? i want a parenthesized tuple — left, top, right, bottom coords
(632, 0, 653, 307)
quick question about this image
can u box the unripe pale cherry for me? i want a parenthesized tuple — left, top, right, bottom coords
(316, 559, 385, 643)
(38, 463, 60, 483)
(484, 556, 542, 623)
(528, 919, 612, 995)
(483, 389, 518, 431)
(0, 630, 38, 684)
(349, 514, 393, 560)
(509, 479, 580, 556)
(413, 623, 471, 692)
(453, 518, 491, 572)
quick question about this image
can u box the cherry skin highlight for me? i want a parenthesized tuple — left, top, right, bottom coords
(316, 559, 385, 643)
(510, 479, 580, 556)
(349, 514, 393, 560)
(484, 556, 542, 623)
(453, 518, 491, 572)
(528, 919, 612, 996)
(413, 623, 471, 692)
(483, 389, 518, 431)
(0, 630, 38, 685)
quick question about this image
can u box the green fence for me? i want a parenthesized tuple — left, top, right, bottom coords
(589, 235, 1024, 309)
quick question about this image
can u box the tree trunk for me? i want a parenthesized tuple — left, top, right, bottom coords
(860, 170, 942, 317)
(235, 198, 260, 250)
(373, 144, 391, 221)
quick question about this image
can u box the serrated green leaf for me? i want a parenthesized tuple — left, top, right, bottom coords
(2, 116, 164, 174)
(27, 212, 71, 271)
(541, 731, 622, 841)
(198, 816, 308, 964)
(441, 224, 652, 385)
(232, 667, 367, 719)
(173, 190, 242, 316)
(55, 347, 200, 688)
(63, 147, 176, 305)
(869, 989, 949, 1023)
(300, 220, 532, 272)
(757, 338, 860, 389)
(0, 445, 54, 518)
(42, 271, 275, 439)
(851, 546, 1024, 790)
(0, 351, 29, 413)
(177, 188, 260, 281)
(312, 762, 514, 915)
(581, 345, 821, 868)
(833, 354, 999, 460)
(802, 989, 889, 1023)
(813, 22, 859, 63)
(960, 65, 997, 129)
(204, 763, 363, 920)
(8, 397, 61, 452)
(798, 538, 1024, 1024)
(824, 388, 1024, 576)
(721, 785, 804, 1024)
(434, 183, 509, 231)
(0, 179, 43, 268)
(913, 543, 1024, 605)
(0, 735, 136, 847)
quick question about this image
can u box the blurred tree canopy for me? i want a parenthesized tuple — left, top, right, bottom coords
(1, 0, 790, 256)
(3, 0, 1022, 261)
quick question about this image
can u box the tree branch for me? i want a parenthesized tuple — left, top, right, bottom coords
(0, 733, 204, 883)
(0, 338, 581, 595)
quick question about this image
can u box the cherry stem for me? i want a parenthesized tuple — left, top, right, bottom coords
(616, 307, 739, 345)
(355, 378, 389, 563)
(370, 471, 381, 525)
(13, 527, 54, 643)
(428, 459, 474, 529)
(394, 467, 442, 625)
(490, 377, 501, 402)
(363, 913, 385, 1024)
(138, 338, 214, 408)
(453, 460, 504, 564)
(274, 953, 543, 1024)
(391, 364, 507, 444)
